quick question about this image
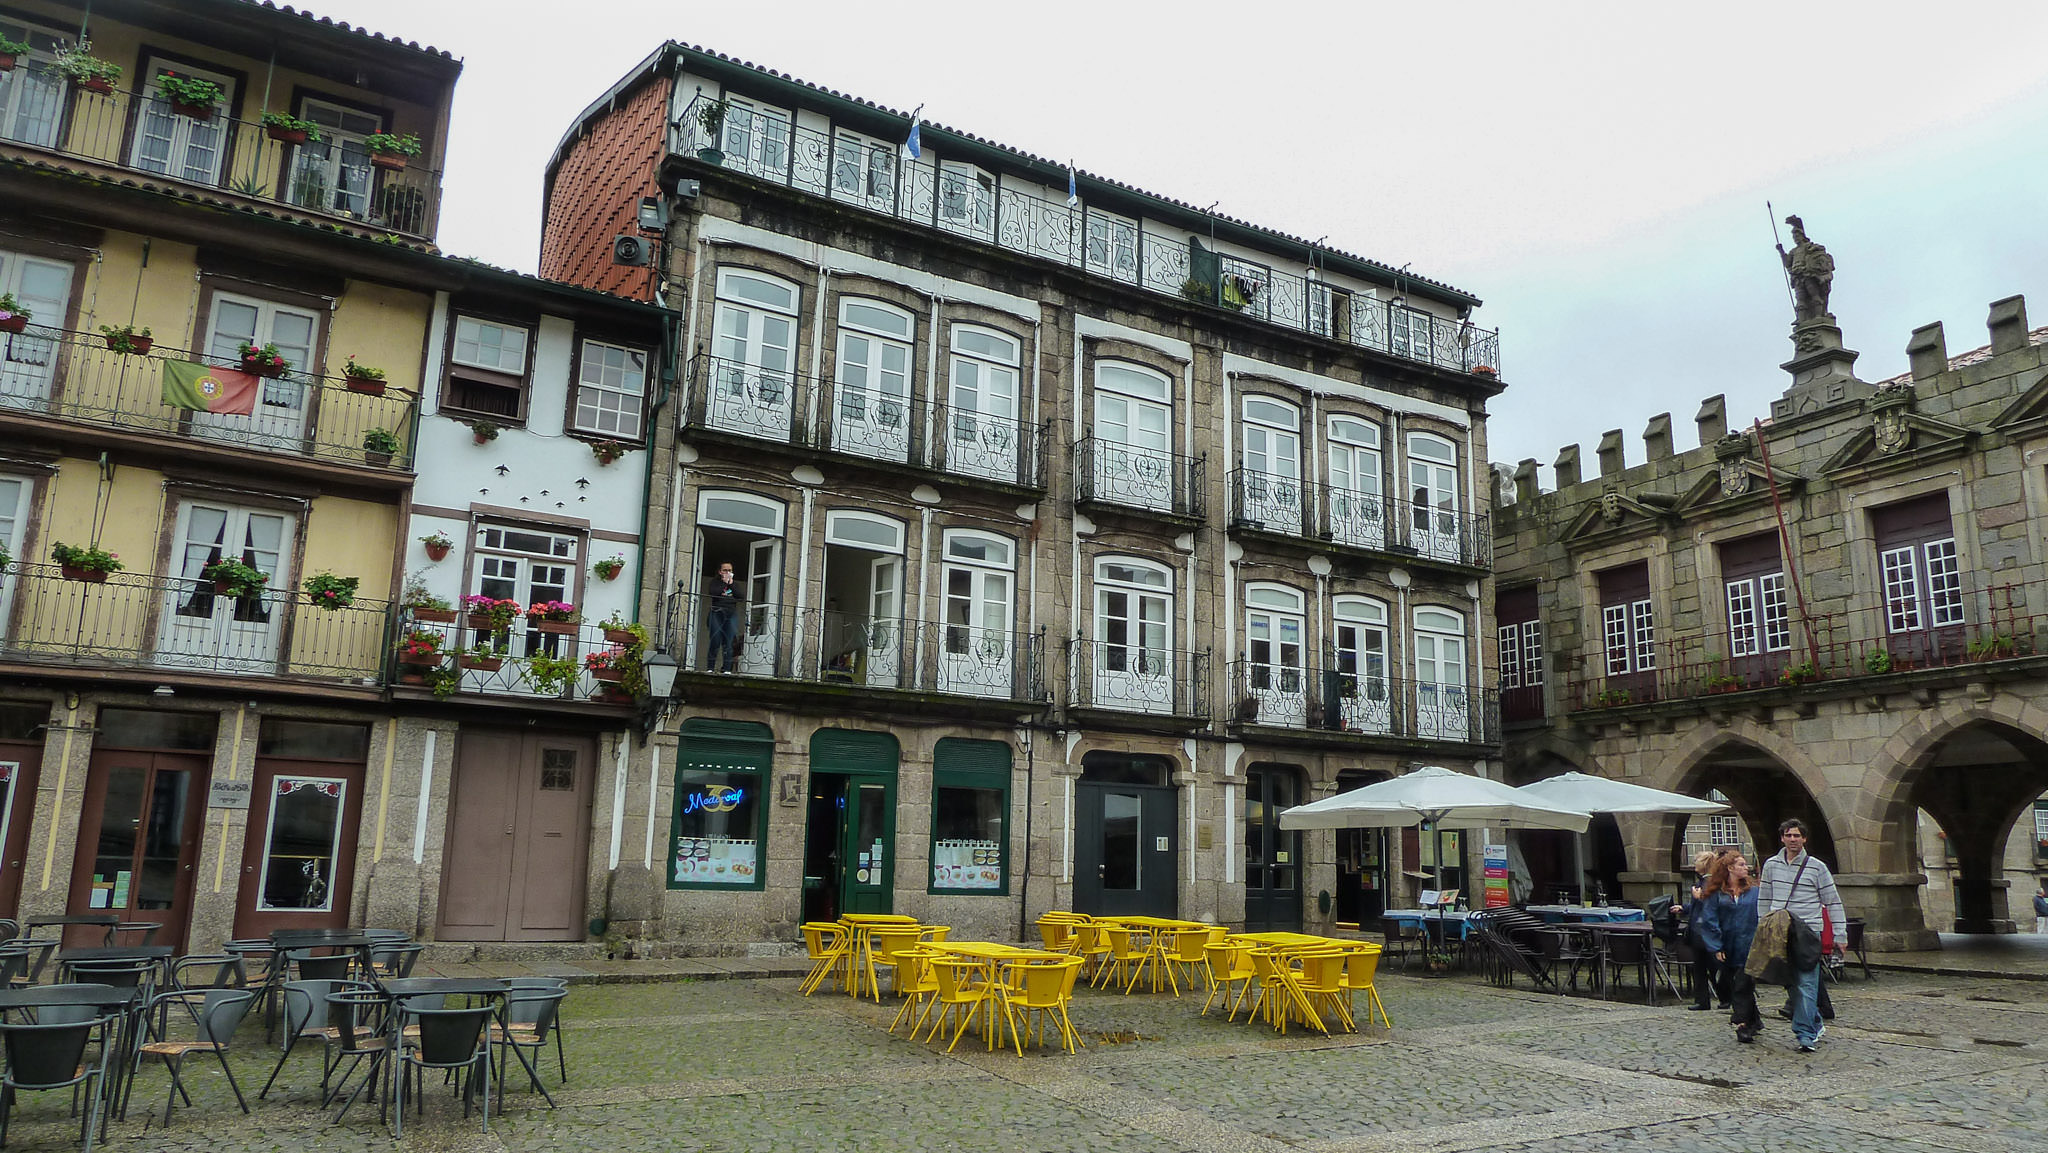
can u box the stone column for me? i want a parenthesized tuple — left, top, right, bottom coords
(1835, 873, 1939, 951)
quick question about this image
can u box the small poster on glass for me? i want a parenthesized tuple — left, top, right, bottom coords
(932, 839, 1002, 890)
(674, 835, 758, 884)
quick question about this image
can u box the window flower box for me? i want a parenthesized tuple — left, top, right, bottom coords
(458, 653, 504, 672)
(260, 112, 321, 146)
(364, 131, 422, 171)
(343, 357, 386, 396)
(50, 541, 121, 582)
(0, 293, 29, 334)
(100, 325, 152, 354)
(60, 564, 107, 584)
(534, 620, 578, 636)
(603, 627, 637, 646)
(409, 607, 456, 624)
(237, 341, 289, 378)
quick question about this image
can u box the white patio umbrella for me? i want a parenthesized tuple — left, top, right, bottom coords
(1515, 772, 1727, 904)
(1278, 765, 1591, 896)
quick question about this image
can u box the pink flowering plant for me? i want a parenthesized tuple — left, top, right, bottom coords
(301, 571, 359, 611)
(461, 594, 521, 631)
(525, 600, 577, 623)
(50, 541, 122, 574)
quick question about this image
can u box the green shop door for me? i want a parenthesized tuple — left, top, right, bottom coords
(805, 730, 899, 919)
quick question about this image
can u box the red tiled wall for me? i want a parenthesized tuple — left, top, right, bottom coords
(539, 76, 672, 300)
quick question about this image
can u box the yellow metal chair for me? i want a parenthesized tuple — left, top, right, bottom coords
(1201, 940, 1257, 1020)
(1036, 914, 1085, 953)
(1293, 949, 1352, 1033)
(924, 957, 1006, 1054)
(866, 927, 924, 1002)
(798, 922, 850, 996)
(1246, 947, 1323, 1035)
(1097, 926, 1151, 993)
(1070, 922, 1112, 981)
(917, 925, 952, 944)
(889, 946, 943, 1036)
(1165, 927, 1213, 995)
(1008, 957, 1085, 1054)
(1341, 945, 1393, 1029)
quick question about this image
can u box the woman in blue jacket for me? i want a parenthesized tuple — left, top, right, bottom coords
(1696, 851, 1761, 1043)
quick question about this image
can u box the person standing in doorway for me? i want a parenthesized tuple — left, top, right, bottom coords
(1697, 850, 1760, 1043)
(1758, 818, 1847, 1053)
(2033, 882, 2048, 934)
(706, 561, 743, 673)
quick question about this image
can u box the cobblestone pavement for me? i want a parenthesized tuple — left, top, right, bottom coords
(11, 966, 2043, 1152)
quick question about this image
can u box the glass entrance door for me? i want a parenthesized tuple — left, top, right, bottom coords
(1073, 779, 1178, 917)
(69, 751, 208, 952)
(1243, 767, 1303, 931)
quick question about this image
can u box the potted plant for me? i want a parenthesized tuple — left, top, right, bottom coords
(99, 324, 152, 354)
(418, 531, 453, 562)
(1472, 365, 1498, 378)
(584, 648, 629, 683)
(341, 357, 387, 396)
(54, 44, 120, 95)
(1967, 633, 2020, 662)
(1863, 649, 1895, 676)
(401, 572, 456, 623)
(362, 428, 400, 467)
(155, 73, 223, 120)
(462, 594, 521, 633)
(50, 541, 122, 583)
(0, 32, 27, 72)
(363, 131, 422, 171)
(524, 652, 579, 697)
(458, 642, 507, 673)
(200, 557, 269, 598)
(467, 419, 500, 445)
(0, 293, 29, 334)
(237, 341, 290, 378)
(1233, 694, 1259, 724)
(599, 612, 640, 646)
(590, 439, 629, 466)
(1703, 673, 1744, 694)
(260, 111, 322, 146)
(695, 99, 728, 164)
(1777, 661, 1821, 687)
(423, 665, 462, 698)
(0, 542, 9, 574)
(526, 600, 579, 635)
(1178, 276, 1213, 304)
(394, 627, 447, 669)
(1591, 687, 1632, 708)
(302, 571, 359, 611)
(593, 554, 626, 583)
(1423, 946, 1456, 975)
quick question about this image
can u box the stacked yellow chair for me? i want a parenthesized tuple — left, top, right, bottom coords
(925, 956, 1005, 1053)
(866, 926, 925, 1002)
(1293, 949, 1351, 1033)
(798, 922, 850, 996)
(1201, 940, 1257, 1019)
(1165, 927, 1214, 995)
(889, 946, 944, 1035)
(1070, 922, 1112, 981)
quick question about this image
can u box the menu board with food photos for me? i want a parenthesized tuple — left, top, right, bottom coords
(673, 836, 758, 885)
(932, 839, 1002, 890)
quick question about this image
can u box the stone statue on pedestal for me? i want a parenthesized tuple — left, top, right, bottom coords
(1778, 215, 1834, 323)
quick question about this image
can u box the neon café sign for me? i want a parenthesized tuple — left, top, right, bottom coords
(683, 784, 745, 815)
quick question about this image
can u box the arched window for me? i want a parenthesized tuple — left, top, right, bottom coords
(1412, 605, 1470, 742)
(833, 297, 914, 463)
(944, 325, 1022, 483)
(1240, 396, 1303, 535)
(1092, 361, 1175, 513)
(1092, 557, 1175, 714)
(938, 530, 1020, 697)
(709, 269, 800, 441)
(823, 509, 905, 554)
(1327, 415, 1385, 548)
(1242, 583, 1306, 723)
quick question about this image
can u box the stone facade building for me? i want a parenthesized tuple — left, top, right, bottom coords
(1494, 292, 2048, 948)
(541, 43, 1510, 947)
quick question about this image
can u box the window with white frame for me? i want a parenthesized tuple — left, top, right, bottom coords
(1091, 361, 1173, 510)
(1094, 557, 1174, 695)
(0, 474, 27, 632)
(1244, 583, 1306, 699)
(203, 291, 321, 443)
(1709, 813, 1742, 847)
(941, 530, 1016, 679)
(0, 248, 72, 402)
(158, 500, 296, 670)
(573, 339, 648, 440)
(256, 776, 348, 911)
(833, 298, 914, 461)
(1720, 533, 1789, 658)
(1390, 305, 1433, 360)
(2035, 800, 2048, 859)
(130, 59, 237, 185)
(0, 18, 65, 149)
(938, 160, 994, 237)
(1412, 606, 1470, 740)
(709, 269, 799, 441)
(1084, 210, 1138, 282)
(1597, 563, 1655, 676)
(944, 326, 1021, 481)
(1332, 596, 1391, 730)
(445, 315, 531, 421)
(1872, 493, 1964, 649)
(831, 129, 895, 210)
(721, 97, 792, 179)
(1240, 396, 1302, 532)
(287, 98, 383, 221)
(473, 523, 581, 661)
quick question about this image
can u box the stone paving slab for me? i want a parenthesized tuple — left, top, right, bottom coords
(2, 964, 2040, 1152)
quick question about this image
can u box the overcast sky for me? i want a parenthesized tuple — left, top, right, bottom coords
(320, 0, 2048, 483)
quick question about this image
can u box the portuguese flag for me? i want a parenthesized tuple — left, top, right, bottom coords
(161, 360, 259, 415)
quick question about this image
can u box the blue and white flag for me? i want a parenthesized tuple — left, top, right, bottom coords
(1067, 163, 1078, 208)
(902, 105, 923, 160)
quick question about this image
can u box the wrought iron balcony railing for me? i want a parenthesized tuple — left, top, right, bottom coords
(1385, 502, 1492, 569)
(1227, 660, 1500, 744)
(675, 96, 1500, 377)
(0, 67, 441, 239)
(1562, 578, 2043, 713)
(689, 354, 1048, 488)
(663, 593, 1047, 702)
(1229, 469, 1309, 535)
(0, 562, 389, 681)
(0, 326, 419, 470)
(399, 612, 638, 705)
(1073, 437, 1204, 520)
(1067, 639, 1211, 719)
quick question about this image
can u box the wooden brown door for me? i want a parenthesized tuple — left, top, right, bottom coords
(437, 730, 595, 942)
(68, 751, 209, 952)
(231, 757, 366, 938)
(0, 739, 44, 919)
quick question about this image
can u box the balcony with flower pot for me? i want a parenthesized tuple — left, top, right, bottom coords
(0, 326, 420, 478)
(395, 602, 647, 710)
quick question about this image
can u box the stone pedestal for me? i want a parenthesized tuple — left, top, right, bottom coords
(1836, 872, 1939, 951)
(1618, 870, 1683, 908)
(1773, 318, 1872, 419)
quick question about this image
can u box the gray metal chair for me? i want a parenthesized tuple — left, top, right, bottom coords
(493, 985, 565, 1104)
(501, 977, 569, 1085)
(395, 1001, 495, 1138)
(136, 988, 256, 1125)
(258, 979, 356, 1101)
(0, 1014, 120, 1153)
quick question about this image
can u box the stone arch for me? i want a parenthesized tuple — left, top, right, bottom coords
(1865, 697, 2048, 931)
(1656, 720, 1849, 875)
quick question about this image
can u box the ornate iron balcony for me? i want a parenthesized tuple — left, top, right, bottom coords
(1228, 660, 1500, 744)
(1073, 437, 1204, 520)
(1067, 639, 1210, 719)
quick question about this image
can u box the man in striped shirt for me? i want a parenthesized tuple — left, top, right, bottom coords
(1758, 818, 1847, 1053)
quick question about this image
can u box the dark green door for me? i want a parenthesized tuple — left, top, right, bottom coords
(810, 730, 900, 917)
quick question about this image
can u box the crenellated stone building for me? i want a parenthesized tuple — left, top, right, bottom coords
(1494, 289, 2048, 948)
